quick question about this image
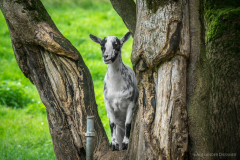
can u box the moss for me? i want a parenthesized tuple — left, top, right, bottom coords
(204, 0, 240, 48)
(196, 0, 240, 154)
(188, 0, 240, 155)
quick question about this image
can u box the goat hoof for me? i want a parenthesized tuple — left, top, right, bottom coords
(122, 142, 128, 150)
(115, 143, 119, 150)
(111, 144, 114, 151)
(111, 143, 119, 151)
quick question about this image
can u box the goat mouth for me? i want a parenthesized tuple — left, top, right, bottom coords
(103, 59, 112, 64)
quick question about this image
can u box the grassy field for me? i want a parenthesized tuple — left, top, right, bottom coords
(0, 0, 132, 159)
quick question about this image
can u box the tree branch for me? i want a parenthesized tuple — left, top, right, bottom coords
(110, 0, 136, 36)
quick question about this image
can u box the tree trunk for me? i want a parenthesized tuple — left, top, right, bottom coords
(127, 0, 189, 159)
(1, 0, 239, 159)
(187, 0, 240, 159)
(0, 0, 109, 159)
(112, 0, 240, 159)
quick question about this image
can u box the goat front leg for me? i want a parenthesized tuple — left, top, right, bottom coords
(122, 101, 134, 150)
(110, 121, 119, 151)
(106, 105, 119, 151)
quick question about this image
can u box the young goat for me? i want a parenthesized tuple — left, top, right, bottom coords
(89, 32, 138, 151)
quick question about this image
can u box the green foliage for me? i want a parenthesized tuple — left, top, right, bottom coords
(25, 101, 47, 115)
(0, 14, 31, 86)
(0, 105, 54, 160)
(0, 0, 132, 158)
(0, 81, 34, 108)
(0, 80, 46, 113)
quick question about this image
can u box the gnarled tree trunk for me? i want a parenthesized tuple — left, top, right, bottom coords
(127, 0, 189, 159)
(111, 0, 240, 159)
(1, 0, 239, 159)
(0, 0, 109, 159)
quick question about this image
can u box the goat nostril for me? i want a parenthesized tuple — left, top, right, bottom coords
(104, 55, 108, 59)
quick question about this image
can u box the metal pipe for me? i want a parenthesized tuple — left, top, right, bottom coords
(85, 116, 95, 160)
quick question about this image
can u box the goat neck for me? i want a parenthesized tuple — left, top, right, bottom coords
(107, 53, 123, 78)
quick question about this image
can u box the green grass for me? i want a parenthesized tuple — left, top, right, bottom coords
(0, 0, 133, 159)
(0, 105, 55, 160)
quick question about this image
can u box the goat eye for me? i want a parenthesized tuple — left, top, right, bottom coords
(113, 43, 119, 48)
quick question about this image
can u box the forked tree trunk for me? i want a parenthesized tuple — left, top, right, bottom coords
(1, 0, 240, 159)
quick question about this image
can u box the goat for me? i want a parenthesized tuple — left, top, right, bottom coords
(89, 32, 139, 151)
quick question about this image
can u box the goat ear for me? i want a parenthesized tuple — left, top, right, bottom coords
(120, 32, 131, 44)
(89, 34, 102, 44)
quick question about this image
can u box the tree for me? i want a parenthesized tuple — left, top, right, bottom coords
(0, 0, 239, 159)
(0, 0, 109, 159)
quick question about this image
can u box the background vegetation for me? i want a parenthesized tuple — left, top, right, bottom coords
(0, 0, 132, 159)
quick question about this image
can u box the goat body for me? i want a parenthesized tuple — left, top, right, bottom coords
(90, 33, 138, 150)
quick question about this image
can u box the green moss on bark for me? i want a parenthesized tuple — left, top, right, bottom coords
(204, 0, 240, 49)
(188, 0, 240, 156)
(196, 0, 240, 154)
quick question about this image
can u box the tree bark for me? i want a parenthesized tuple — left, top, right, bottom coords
(187, 0, 240, 159)
(113, 0, 240, 160)
(0, 0, 109, 159)
(1, 0, 239, 159)
(127, 0, 190, 159)
(110, 0, 136, 36)
(186, 0, 212, 158)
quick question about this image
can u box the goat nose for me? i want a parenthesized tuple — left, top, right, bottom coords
(104, 55, 108, 59)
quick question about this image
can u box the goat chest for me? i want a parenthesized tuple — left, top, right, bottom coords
(104, 76, 134, 111)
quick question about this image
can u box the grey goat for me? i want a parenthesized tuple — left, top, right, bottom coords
(89, 32, 138, 150)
